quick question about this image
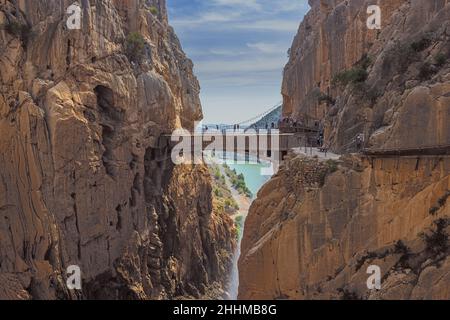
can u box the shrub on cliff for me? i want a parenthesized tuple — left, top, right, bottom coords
(421, 219, 449, 256)
(429, 206, 439, 216)
(332, 67, 368, 87)
(434, 53, 448, 67)
(234, 216, 244, 240)
(126, 32, 146, 63)
(438, 190, 450, 207)
(411, 37, 432, 52)
(394, 240, 410, 255)
(338, 288, 361, 300)
(386, 42, 417, 73)
(418, 62, 437, 80)
(358, 54, 373, 70)
(313, 90, 335, 105)
(317, 160, 340, 187)
(224, 198, 238, 211)
(149, 6, 159, 15)
(232, 175, 252, 198)
(429, 190, 450, 215)
(332, 54, 372, 87)
(2, 20, 32, 43)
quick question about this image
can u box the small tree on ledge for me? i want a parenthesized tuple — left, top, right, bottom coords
(125, 32, 146, 63)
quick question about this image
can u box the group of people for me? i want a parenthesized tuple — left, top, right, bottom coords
(201, 120, 366, 153)
(279, 116, 305, 129)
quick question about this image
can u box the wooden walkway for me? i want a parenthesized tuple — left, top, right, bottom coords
(363, 145, 450, 156)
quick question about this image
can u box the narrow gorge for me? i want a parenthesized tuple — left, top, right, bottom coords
(239, 0, 450, 300)
(1, 0, 449, 302)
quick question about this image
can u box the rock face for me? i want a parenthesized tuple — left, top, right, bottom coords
(239, 0, 450, 300)
(282, 0, 450, 152)
(0, 0, 234, 300)
(240, 155, 450, 299)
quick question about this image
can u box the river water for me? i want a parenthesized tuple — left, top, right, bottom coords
(223, 157, 272, 300)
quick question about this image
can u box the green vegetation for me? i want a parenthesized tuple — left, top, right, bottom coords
(232, 173, 252, 198)
(149, 6, 159, 15)
(434, 53, 448, 68)
(429, 206, 440, 216)
(325, 159, 339, 173)
(223, 164, 253, 198)
(234, 215, 244, 240)
(418, 62, 436, 80)
(438, 190, 450, 207)
(338, 288, 361, 300)
(2, 20, 32, 43)
(213, 167, 222, 180)
(355, 251, 378, 272)
(388, 42, 417, 73)
(213, 187, 223, 198)
(318, 160, 340, 187)
(332, 55, 372, 87)
(332, 67, 368, 86)
(314, 90, 335, 105)
(385, 36, 437, 77)
(429, 190, 450, 215)
(225, 198, 239, 210)
(394, 240, 410, 255)
(411, 37, 432, 53)
(421, 219, 449, 256)
(208, 164, 239, 214)
(358, 54, 373, 70)
(126, 32, 146, 63)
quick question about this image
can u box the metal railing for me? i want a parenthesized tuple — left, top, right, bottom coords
(363, 144, 450, 156)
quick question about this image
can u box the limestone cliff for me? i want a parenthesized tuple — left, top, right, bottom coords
(240, 155, 449, 299)
(239, 0, 450, 300)
(282, 0, 450, 152)
(0, 0, 234, 300)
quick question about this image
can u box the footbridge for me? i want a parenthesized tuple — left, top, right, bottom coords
(160, 101, 449, 163)
(363, 145, 450, 157)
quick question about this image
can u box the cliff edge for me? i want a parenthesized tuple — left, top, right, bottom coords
(0, 0, 235, 300)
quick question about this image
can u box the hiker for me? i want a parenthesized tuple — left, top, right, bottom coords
(319, 129, 324, 147)
(356, 133, 365, 150)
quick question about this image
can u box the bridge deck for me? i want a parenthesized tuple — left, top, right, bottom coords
(162, 133, 450, 159)
(363, 145, 450, 156)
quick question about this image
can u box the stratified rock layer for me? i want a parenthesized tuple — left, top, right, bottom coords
(0, 0, 234, 300)
(239, 155, 449, 299)
(240, 0, 450, 300)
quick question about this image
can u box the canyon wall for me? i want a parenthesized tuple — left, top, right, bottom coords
(240, 0, 450, 299)
(282, 0, 450, 152)
(240, 155, 449, 299)
(0, 0, 235, 299)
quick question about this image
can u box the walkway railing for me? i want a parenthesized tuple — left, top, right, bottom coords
(363, 144, 450, 156)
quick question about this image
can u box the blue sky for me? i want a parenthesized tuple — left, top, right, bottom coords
(167, 0, 310, 124)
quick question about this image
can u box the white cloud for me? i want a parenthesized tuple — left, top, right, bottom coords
(247, 42, 287, 54)
(233, 19, 299, 32)
(195, 56, 287, 74)
(209, 48, 248, 56)
(211, 0, 262, 10)
(171, 0, 305, 31)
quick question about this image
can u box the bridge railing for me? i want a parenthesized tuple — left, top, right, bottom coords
(363, 144, 450, 156)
